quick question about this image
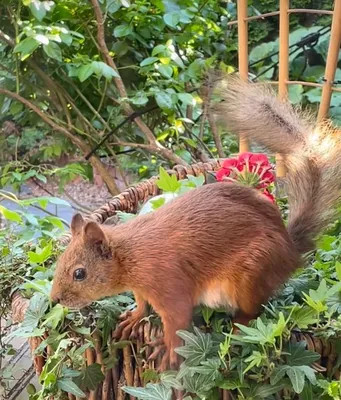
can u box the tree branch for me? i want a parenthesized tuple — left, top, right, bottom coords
(89, 0, 187, 166)
(0, 88, 120, 196)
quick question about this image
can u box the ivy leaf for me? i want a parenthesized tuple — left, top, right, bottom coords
(74, 363, 105, 391)
(287, 366, 306, 394)
(155, 167, 181, 193)
(57, 379, 86, 397)
(285, 342, 320, 366)
(160, 371, 183, 390)
(175, 328, 213, 366)
(122, 382, 172, 399)
(291, 306, 319, 329)
(22, 292, 49, 329)
(43, 42, 62, 61)
(253, 383, 286, 398)
(42, 304, 67, 329)
(114, 24, 132, 37)
(201, 306, 214, 325)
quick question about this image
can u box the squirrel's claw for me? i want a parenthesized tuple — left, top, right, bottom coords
(113, 310, 145, 340)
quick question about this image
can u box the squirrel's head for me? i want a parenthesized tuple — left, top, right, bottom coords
(50, 213, 120, 309)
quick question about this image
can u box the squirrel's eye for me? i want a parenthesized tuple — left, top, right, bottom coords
(73, 268, 86, 281)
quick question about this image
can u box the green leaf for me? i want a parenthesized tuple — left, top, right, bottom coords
(78, 64, 95, 82)
(76, 363, 105, 391)
(300, 382, 313, 400)
(160, 371, 182, 390)
(178, 93, 195, 106)
(286, 342, 320, 366)
(114, 24, 133, 37)
(123, 382, 172, 399)
(291, 306, 318, 329)
(158, 64, 173, 78)
(29, 1, 47, 21)
(13, 37, 39, 59)
(45, 216, 65, 229)
(140, 57, 159, 67)
(57, 379, 86, 397)
(43, 42, 62, 61)
(42, 304, 67, 329)
(156, 167, 181, 193)
(175, 328, 213, 366)
(0, 206, 22, 223)
(254, 383, 286, 398)
(163, 12, 180, 28)
(287, 366, 306, 394)
(201, 306, 214, 325)
(9, 102, 24, 115)
(22, 292, 49, 330)
(152, 44, 166, 56)
(91, 61, 119, 79)
(249, 41, 275, 64)
(187, 174, 205, 188)
(155, 92, 174, 110)
(150, 197, 166, 210)
(288, 84, 303, 104)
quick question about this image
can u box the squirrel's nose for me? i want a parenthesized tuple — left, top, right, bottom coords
(50, 292, 61, 304)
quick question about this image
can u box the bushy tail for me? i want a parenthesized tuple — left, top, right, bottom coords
(212, 74, 341, 254)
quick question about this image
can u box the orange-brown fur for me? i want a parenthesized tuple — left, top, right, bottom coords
(51, 76, 341, 371)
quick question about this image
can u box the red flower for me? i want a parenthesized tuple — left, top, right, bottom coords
(222, 158, 239, 170)
(263, 190, 275, 203)
(239, 152, 271, 170)
(216, 168, 230, 181)
(261, 170, 275, 183)
(238, 152, 254, 162)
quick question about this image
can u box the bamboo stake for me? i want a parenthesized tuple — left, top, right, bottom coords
(276, 0, 290, 177)
(317, 0, 341, 121)
(237, 0, 250, 152)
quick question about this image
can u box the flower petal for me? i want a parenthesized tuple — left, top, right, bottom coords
(216, 168, 230, 181)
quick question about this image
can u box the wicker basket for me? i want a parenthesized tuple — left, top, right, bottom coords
(11, 160, 340, 399)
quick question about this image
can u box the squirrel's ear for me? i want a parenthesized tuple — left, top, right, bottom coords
(83, 221, 106, 246)
(71, 213, 85, 236)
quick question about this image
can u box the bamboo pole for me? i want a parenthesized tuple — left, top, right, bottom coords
(317, 0, 341, 121)
(276, 0, 290, 177)
(237, 0, 250, 152)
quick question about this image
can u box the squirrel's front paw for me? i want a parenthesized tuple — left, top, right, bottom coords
(113, 310, 145, 340)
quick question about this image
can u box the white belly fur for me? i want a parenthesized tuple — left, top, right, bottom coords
(198, 285, 236, 313)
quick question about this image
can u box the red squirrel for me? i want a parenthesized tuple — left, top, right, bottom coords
(50, 76, 341, 371)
